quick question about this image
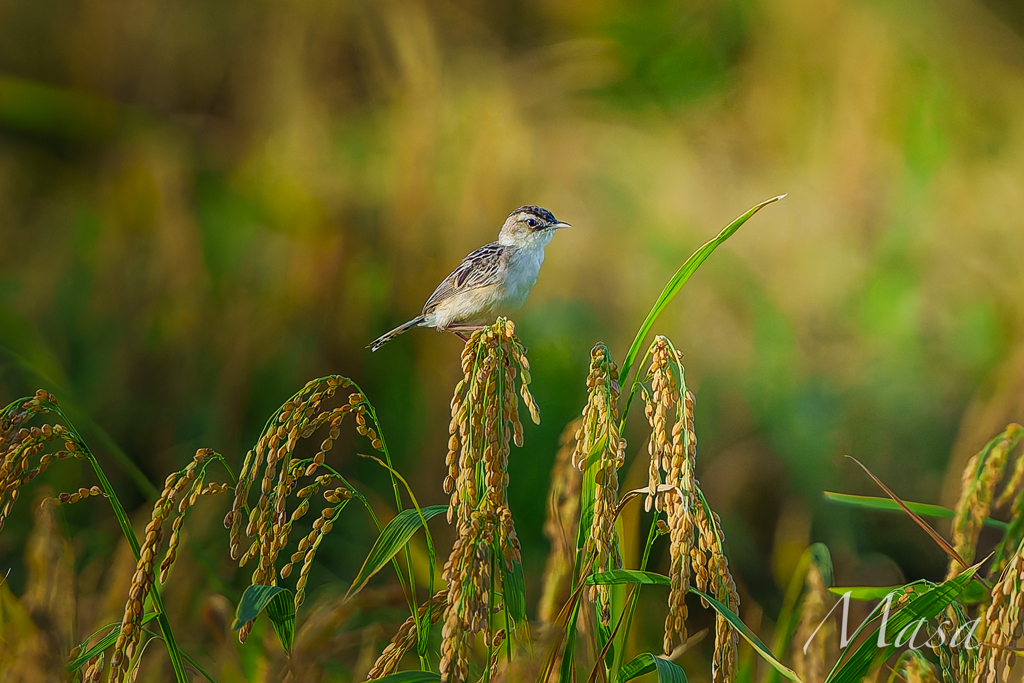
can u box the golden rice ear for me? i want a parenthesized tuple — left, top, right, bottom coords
(439, 317, 533, 682)
(570, 342, 622, 624)
(979, 542, 1024, 682)
(0, 391, 68, 535)
(368, 590, 449, 679)
(226, 375, 357, 596)
(108, 449, 229, 682)
(946, 424, 1024, 580)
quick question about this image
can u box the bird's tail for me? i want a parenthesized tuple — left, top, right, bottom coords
(367, 316, 426, 352)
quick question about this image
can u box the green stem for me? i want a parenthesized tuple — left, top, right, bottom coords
(614, 514, 660, 677)
(350, 383, 420, 622)
(484, 549, 497, 683)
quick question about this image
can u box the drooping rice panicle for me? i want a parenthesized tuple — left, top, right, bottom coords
(946, 423, 1023, 579)
(0, 391, 77, 533)
(223, 374, 367, 633)
(367, 589, 449, 679)
(986, 424, 1024, 576)
(931, 599, 975, 683)
(439, 318, 534, 682)
(226, 375, 354, 564)
(101, 449, 228, 683)
(692, 490, 740, 683)
(978, 538, 1024, 683)
(639, 336, 700, 654)
(571, 342, 622, 625)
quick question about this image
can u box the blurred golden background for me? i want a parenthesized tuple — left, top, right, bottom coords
(2, 0, 1024, 678)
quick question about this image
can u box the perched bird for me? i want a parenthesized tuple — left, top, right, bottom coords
(368, 205, 570, 351)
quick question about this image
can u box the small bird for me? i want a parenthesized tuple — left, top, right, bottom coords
(368, 205, 570, 351)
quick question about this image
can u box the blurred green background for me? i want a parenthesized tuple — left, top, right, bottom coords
(2, 0, 1024, 676)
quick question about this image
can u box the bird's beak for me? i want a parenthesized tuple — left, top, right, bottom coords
(550, 221, 571, 230)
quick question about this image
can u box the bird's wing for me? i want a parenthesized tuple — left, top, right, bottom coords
(422, 242, 506, 314)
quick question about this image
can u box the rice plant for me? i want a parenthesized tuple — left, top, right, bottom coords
(22, 193, 1024, 683)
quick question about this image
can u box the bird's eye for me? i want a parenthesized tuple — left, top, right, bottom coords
(526, 218, 537, 227)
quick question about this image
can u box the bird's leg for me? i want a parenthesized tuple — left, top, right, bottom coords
(445, 324, 485, 342)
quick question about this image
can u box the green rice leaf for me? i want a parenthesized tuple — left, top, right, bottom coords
(618, 652, 688, 682)
(823, 492, 1007, 530)
(504, 559, 527, 625)
(618, 195, 785, 384)
(68, 612, 159, 670)
(232, 584, 296, 654)
(371, 672, 442, 682)
(689, 587, 802, 683)
(827, 586, 916, 601)
(586, 569, 670, 586)
(823, 563, 979, 683)
(345, 504, 448, 599)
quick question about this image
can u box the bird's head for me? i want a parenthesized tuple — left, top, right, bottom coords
(497, 205, 571, 248)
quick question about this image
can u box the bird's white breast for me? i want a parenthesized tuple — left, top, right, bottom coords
(501, 242, 547, 310)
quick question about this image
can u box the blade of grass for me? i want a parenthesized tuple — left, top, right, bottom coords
(371, 673, 442, 683)
(359, 452, 443, 661)
(823, 492, 1007, 530)
(68, 613, 159, 670)
(618, 195, 785, 386)
(689, 587, 803, 683)
(586, 586, 637, 683)
(232, 585, 296, 654)
(586, 570, 670, 586)
(827, 586, 923, 601)
(823, 564, 979, 683)
(617, 653, 689, 683)
(345, 504, 447, 600)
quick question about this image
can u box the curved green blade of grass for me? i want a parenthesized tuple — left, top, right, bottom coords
(232, 584, 295, 654)
(827, 582, 991, 604)
(823, 563, 979, 683)
(504, 559, 527, 624)
(345, 504, 448, 600)
(823, 492, 1007, 530)
(617, 652, 688, 682)
(827, 586, 910, 601)
(586, 569, 670, 586)
(618, 194, 785, 385)
(584, 570, 800, 682)
(68, 613, 159, 670)
(372, 673, 442, 683)
(689, 587, 802, 683)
